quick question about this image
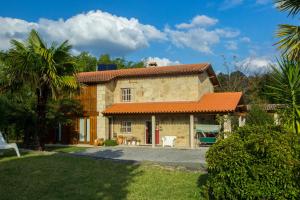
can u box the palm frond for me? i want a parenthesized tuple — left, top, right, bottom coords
(276, 24, 300, 61)
(275, 0, 300, 16)
(266, 57, 300, 134)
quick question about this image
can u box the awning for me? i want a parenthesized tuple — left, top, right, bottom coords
(103, 92, 243, 115)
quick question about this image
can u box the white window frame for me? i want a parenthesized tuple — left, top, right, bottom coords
(121, 88, 132, 102)
(121, 121, 132, 133)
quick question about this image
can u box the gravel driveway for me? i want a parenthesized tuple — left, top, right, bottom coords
(75, 146, 208, 170)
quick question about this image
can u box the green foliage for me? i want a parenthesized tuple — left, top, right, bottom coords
(205, 125, 300, 199)
(276, 24, 300, 61)
(267, 58, 300, 134)
(98, 54, 144, 69)
(104, 139, 118, 146)
(0, 87, 36, 142)
(275, 0, 300, 16)
(246, 105, 274, 126)
(74, 52, 97, 72)
(0, 29, 79, 148)
(46, 98, 83, 127)
(274, 0, 300, 60)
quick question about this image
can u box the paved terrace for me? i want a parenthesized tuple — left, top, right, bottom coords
(75, 146, 208, 171)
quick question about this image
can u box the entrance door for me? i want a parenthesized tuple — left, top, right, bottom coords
(145, 121, 152, 144)
(79, 117, 90, 143)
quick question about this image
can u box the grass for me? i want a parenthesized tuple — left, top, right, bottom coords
(44, 145, 90, 153)
(0, 150, 206, 200)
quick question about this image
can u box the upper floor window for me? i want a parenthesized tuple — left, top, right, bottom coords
(121, 88, 131, 102)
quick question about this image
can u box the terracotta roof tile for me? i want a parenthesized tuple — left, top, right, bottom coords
(76, 63, 212, 83)
(103, 92, 243, 115)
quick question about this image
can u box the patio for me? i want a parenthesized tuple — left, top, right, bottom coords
(74, 146, 208, 170)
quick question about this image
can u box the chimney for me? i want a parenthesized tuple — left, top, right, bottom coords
(148, 62, 158, 67)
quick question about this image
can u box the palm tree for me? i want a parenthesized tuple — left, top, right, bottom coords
(0, 30, 78, 149)
(275, 0, 300, 61)
(267, 58, 300, 134)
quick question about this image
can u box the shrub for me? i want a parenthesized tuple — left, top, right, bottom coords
(205, 125, 300, 199)
(246, 104, 274, 126)
(104, 139, 118, 146)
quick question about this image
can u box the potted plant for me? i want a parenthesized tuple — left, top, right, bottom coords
(117, 135, 124, 145)
(137, 139, 141, 146)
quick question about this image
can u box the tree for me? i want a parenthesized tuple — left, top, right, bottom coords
(0, 30, 78, 149)
(267, 58, 300, 134)
(74, 52, 97, 72)
(98, 54, 144, 69)
(275, 0, 300, 60)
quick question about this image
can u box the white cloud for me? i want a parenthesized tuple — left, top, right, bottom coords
(215, 28, 240, 38)
(240, 36, 251, 43)
(165, 27, 220, 54)
(0, 10, 166, 55)
(176, 15, 218, 29)
(144, 57, 180, 67)
(165, 26, 240, 54)
(225, 41, 238, 50)
(238, 57, 274, 73)
(0, 17, 38, 49)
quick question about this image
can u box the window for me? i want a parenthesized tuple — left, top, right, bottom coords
(121, 88, 131, 102)
(121, 121, 132, 133)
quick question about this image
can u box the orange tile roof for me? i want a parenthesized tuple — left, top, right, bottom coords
(76, 63, 218, 84)
(103, 92, 243, 115)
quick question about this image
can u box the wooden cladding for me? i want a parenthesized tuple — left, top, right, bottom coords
(72, 85, 98, 144)
(74, 116, 97, 145)
(90, 116, 97, 144)
(76, 85, 97, 115)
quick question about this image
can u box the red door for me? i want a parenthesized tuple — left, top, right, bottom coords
(155, 128, 159, 144)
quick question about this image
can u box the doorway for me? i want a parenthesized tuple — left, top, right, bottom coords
(145, 121, 152, 144)
(79, 117, 90, 143)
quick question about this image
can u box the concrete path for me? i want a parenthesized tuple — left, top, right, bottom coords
(75, 146, 209, 170)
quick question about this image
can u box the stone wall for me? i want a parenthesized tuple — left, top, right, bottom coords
(112, 114, 190, 147)
(96, 72, 214, 140)
(113, 115, 150, 144)
(112, 73, 214, 103)
(96, 81, 116, 139)
(157, 114, 190, 147)
(198, 72, 214, 98)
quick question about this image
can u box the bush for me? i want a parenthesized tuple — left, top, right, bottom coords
(205, 125, 300, 199)
(104, 139, 118, 146)
(246, 104, 274, 126)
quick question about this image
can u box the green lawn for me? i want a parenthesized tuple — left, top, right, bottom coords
(0, 150, 206, 200)
(44, 145, 90, 153)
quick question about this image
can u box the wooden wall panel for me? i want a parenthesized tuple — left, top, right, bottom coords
(76, 85, 97, 114)
(90, 116, 97, 145)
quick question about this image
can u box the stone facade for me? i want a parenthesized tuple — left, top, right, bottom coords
(111, 114, 218, 148)
(96, 81, 116, 139)
(95, 72, 215, 147)
(113, 73, 213, 103)
(112, 114, 190, 147)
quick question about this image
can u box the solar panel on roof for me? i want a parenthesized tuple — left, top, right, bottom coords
(97, 64, 117, 71)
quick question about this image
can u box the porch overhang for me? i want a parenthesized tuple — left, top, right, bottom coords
(103, 92, 243, 115)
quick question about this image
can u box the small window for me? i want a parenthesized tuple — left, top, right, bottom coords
(121, 121, 132, 133)
(121, 88, 131, 102)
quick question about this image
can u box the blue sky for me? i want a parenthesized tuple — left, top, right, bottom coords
(0, 0, 296, 72)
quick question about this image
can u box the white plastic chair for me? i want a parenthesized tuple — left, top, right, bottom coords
(0, 132, 20, 157)
(162, 136, 176, 147)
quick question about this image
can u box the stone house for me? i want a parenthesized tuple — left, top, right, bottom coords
(50, 63, 245, 148)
